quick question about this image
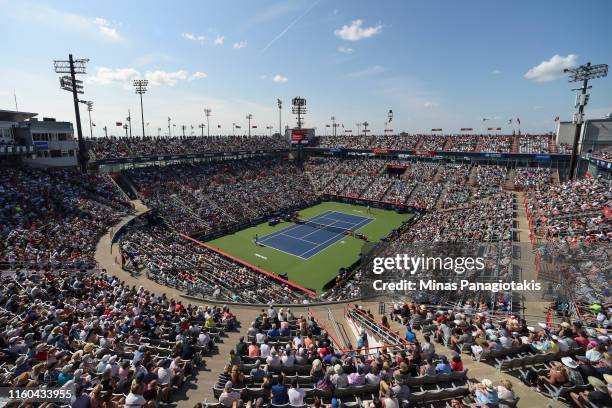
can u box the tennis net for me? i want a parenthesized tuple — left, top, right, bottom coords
(300, 219, 350, 234)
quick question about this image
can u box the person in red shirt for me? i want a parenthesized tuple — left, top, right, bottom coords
(574, 331, 590, 348)
(450, 353, 463, 372)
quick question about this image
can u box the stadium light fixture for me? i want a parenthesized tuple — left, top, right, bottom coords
(563, 61, 608, 179)
(291, 97, 306, 130)
(277, 99, 282, 136)
(78, 100, 94, 138)
(133, 79, 148, 137)
(204, 108, 212, 137)
(53, 54, 89, 172)
(246, 114, 253, 137)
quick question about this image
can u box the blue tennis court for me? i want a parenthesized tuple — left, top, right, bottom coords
(257, 211, 373, 259)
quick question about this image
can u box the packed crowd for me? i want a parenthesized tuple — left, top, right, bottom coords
(315, 134, 563, 154)
(119, 223, 312, 304)
(0, 168, 132, 271)
(88, 135, 286, 160)
(591, 146, 612, 161)
(519, 135, 554, 154)
(0, 268, 237, 406)
(513, 168, 553, 191)
(526, 176, 611, 243)
(126, 158, 317, 236)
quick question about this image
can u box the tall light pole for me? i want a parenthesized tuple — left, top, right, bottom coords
(277, 99, 282, 136)
(85, 101, 93, 138)
(356, 122, 362, 135)
(126, 110, 132, 138)
(246, 114, 253, 137)
(266, 125, 273, 136)
(331, 116, 336, 137)
(564, 62, 608, 179)
(363, 121, 369, 136)
(181, 125, 186, 137)
(157, 127, 161, 137)
(204, 108, 212, 137)
(133, 79, 148, 137)
(54, 54, 89, 172)
(199, 123, 205, 137)
(103, 125, 108, 137)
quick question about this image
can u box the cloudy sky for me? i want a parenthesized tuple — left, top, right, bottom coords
(1, 0, 611, 136)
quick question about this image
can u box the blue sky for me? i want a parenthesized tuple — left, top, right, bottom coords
(1, 0, 611, 136)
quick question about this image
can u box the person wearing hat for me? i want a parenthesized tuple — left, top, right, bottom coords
(471, 379, 499, 405)
(570, 377, 612, 407)
(561, 357, 585, 385)
(331, 364, 348, 389)
(435, 356, 451, 374)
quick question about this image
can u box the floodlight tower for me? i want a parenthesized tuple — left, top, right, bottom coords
(356, 122, 362, 135)
(133, 79, 148, 137)
(292, 97, 306, 129)
(204, 108, 212, 137)
(82, 101, 94, 138)
(199, 123, 205, 137)
(277, 99, 282, 136)
(246, 114, 253, 137)
(363, 121, 369, 136)
(331, 116, 337, 137)
(54, 54, 89, 172)
(564, 62, 608, 179)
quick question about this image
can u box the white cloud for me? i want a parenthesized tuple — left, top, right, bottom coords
(189, 71, 208, 80)
(213, 35, 225, 45)
(182, 32, 206, 44)
(346, 65, 384, 78)
(524, 54, 578, 82)
(272, 74, 288, 83)
(423, 101, 439, 108)
(87, 67, 202, 87)
(491, 69, 501, 75)
(337, 46, 353, 54)
(233, 41, 247, 49)
(93, 16, 122, 41)
(145, 70, 188, 86)
(334, 19, 382, 41)
(86, 67, 140, 86)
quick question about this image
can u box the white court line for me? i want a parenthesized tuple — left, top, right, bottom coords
(298, 216, 374, 258)
(257, 238, 309, 260)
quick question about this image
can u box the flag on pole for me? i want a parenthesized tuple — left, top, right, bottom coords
(554, 116, 560, 122)
(516, 117, 521, 125)
(116, 122, 122, 126)
(217, 125, 221, 128)
(235, 125, 241, 129)
(482, 118, 489, 122)
(508, 119, 513, 125)
(92, 123, 96, 126)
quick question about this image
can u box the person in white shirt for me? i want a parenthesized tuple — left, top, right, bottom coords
(281, 349, 296, 368)
(260, 341, 271, 358)
(218, 381, 241, 408)
(287, 378, 305, 406)
(124, 383, 146, 408)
